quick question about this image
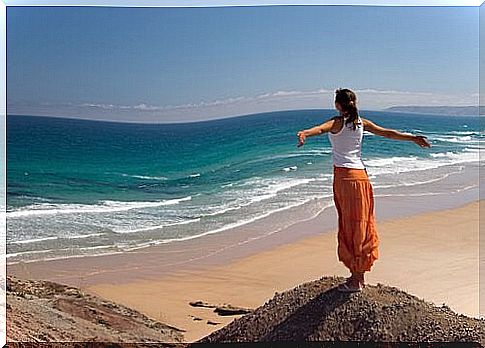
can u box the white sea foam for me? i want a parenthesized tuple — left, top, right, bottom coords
(449, 131, 481, 136)
(364, 149, 479, 175)
(107, 172, 169, 180)
(372, 167, 464, 189)
(231, 177, 316, 207)
(128, 175, 168, 180)
(7, 196, 192, 217)
(9, 232, 107, 245)
(375, 183, 477, 198)
(84, 177, 320, 235)
(244, 149, 332, 165)
(121, 195, 333, 249)
(160, 177, 321, 226)
(67, 232, 106, 239)
(429, 134, 477, 143)
(9, 236, 59, 245)
(6, 245, 123, 262)
(112, 217, 201, 233)
(6, 197, 337, 263)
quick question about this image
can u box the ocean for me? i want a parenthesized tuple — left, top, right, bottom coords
(6, 109, 483, 263)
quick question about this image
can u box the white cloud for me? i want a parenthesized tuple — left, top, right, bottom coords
(7, 87, 478, 123)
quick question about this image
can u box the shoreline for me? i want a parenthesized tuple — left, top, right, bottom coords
(6, 162, 479, 267)
(7, 162, 479, 286)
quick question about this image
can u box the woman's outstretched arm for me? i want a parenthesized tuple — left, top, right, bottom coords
(296, 117, 338, 147)
(362, 118, 431, 148)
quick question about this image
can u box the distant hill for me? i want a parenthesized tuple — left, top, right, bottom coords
(384, 106, 481, 116)
(193, 276, 485, 345)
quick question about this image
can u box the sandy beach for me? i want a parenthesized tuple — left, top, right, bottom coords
(8, 197, 480, 342)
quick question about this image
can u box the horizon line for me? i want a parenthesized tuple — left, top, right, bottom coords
(7, 105, 480, 125)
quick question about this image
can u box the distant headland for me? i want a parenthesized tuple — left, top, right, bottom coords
(384, 105, 481, 116)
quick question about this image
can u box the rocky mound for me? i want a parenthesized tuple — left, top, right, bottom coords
(194, 276, 485, 345)
(6, 275, 185, 344)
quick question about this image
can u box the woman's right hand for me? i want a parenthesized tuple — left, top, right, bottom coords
(297, 131, 306, 147)
(413, 135, 431, 148)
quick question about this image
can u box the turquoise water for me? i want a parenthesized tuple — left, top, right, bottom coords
(6, 109, 482, 262)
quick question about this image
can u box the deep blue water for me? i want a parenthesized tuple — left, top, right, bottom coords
(6, 109, 482, 262)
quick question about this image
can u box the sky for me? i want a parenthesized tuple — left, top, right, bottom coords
(7, 4, 480, 123)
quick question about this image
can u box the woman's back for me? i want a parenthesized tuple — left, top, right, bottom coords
(328, 115, 366, 169)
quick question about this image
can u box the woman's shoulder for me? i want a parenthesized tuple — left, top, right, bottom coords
(358, 116, 368, 125)
(331, 115, 345, 121)
(331, 115, 345, 125)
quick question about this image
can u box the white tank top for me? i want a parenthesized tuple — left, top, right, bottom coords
(328, 115, 366, 169)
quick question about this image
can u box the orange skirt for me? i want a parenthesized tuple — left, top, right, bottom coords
(332, 165, 379, 273)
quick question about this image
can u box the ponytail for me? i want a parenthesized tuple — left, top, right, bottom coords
(335, 88, 360, 131)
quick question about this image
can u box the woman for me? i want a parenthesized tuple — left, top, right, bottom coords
(296, 88, 431, 292)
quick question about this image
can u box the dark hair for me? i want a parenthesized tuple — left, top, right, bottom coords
(335, 88, 360, 131)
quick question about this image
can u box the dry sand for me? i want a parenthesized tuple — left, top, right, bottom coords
(80, 200, 480, 342)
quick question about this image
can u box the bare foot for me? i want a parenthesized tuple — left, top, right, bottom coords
(337, 278, 362, 292)
(350, 272, 366, 288)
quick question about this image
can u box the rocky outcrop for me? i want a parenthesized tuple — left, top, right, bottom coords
(189, 300, 253, 316)
(6, 275, 185, 344)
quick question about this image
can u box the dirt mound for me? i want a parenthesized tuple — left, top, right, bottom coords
(194, 276, 485, 345)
